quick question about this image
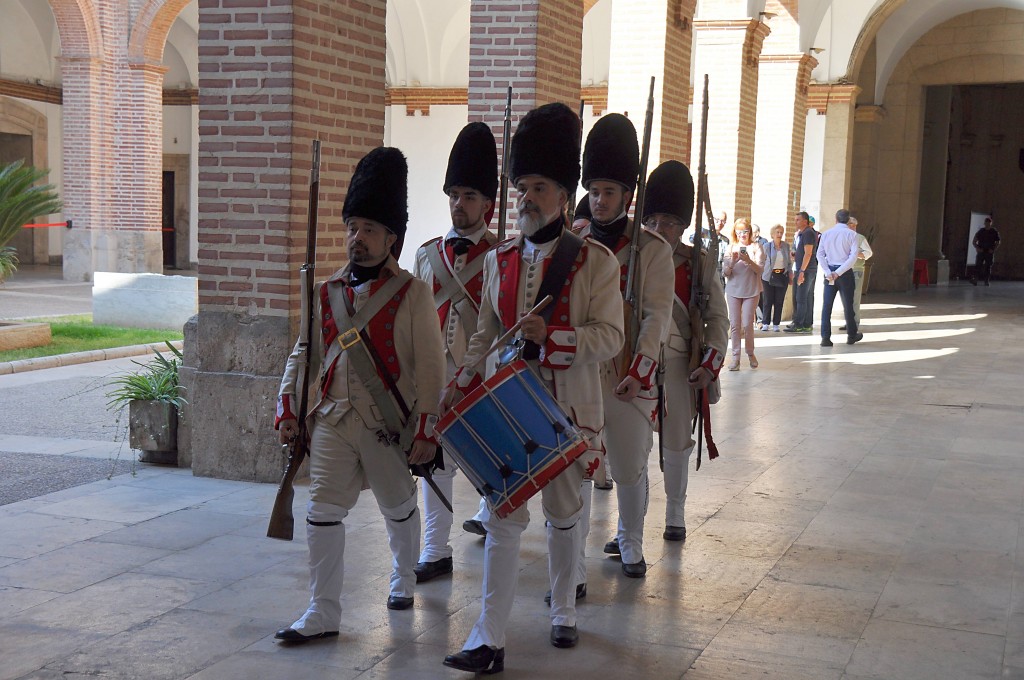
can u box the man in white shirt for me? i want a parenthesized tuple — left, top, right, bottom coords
(839, 216, 873, 332)
(816, 209, 863, 346)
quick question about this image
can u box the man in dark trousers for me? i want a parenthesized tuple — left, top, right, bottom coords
(971, 217, 1001, 286)
(784, 211, 818, 333)
(274, 147, 445, 644)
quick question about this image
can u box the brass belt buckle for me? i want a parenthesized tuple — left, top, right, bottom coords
(338, 328, 360, 349)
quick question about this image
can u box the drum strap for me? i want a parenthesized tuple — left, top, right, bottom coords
(425, 242, 484, 343)
(522, 230, 584, 360)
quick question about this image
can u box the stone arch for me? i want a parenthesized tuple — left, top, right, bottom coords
(128, 0, 194, 64)
(46, 0, 102, 58)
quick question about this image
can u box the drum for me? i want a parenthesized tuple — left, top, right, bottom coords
(436, 360, 589, 518)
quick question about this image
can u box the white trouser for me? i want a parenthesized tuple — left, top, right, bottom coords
(614, 472, 650, 564)
(419, 449, 456, 563)
(463, 457, 585, 650)
(603, 391, 654, 565)
(291, 501, 347, 636)
(663, 446, 693, 527)
(575, 480, 593, 587)
(381, 493, 420, 598)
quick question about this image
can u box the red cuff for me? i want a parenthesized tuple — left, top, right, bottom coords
(627, 353, 658, 390)
(275, 394, 297, 429)
(700, 347, 724, 380)
(414, 413, 439, 446)
(539, 326, 577, 370)
(453, 367, 483, 392)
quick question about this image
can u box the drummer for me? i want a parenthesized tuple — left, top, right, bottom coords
(440, 102, 624, 674)
(576, 113, 674, 579)
(412, 122, 500, 583)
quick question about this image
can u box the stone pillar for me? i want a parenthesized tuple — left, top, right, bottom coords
(751, 54, 816, 232)
(58, 2, 163, 281)
(916, 86, 952, 281)
(691, 19, 771, 223)
(819, 84, 861, 229)
(185, 0, 386, 481)
(607, 0, 696, 166)
(468, 0, 584, 223)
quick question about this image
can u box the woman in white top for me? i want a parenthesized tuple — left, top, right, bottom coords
(760, 224, 793, 332)
(722, 218, 765, 370)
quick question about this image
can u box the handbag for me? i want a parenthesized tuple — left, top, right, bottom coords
(769, 268, 788, 287)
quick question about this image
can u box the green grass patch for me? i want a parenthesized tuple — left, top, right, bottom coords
(0, 315, 183, 362)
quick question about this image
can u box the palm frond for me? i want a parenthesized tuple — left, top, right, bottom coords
(0, 160, 63, 248)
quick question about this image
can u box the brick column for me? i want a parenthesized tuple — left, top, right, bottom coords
(184, 0, 386, 481)
(607, 0, 696, 168)
(468, 0, 583, 223)
(691, 19, 770, 223)
(818, 84, 861, 230)
(59, 4, 164, 281)
(750, 54, 816, 232)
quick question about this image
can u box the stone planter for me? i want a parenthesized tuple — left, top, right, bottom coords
(129, 399, 178, 465)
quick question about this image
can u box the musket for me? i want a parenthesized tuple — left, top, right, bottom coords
(566, 99, 585, 224)
(618, 76, 656, 379)
(268, 140, 321, 541)
(689, 75, 720, 471)
(497, 86, 512, 240)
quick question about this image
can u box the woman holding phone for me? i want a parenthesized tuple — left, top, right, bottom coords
(722, 218, 765, 370)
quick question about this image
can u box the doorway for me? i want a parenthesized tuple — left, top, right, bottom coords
(0, 132, 35, 263)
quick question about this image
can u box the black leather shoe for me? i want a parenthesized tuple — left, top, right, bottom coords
(847, 332, 864, 345)
(594, 479, 613, 490)
(550, 624, 579, 648)
(443, 645, 505, 674)
(414, 556, 453, 583)
(544, 582, 587, 605)
(274, 628, 339, 644)
(820, 338, 833, 347)
(622, 559, 647, 578)
(463, 519, 487, 537)
(663, 525, 686, 542)
(603, 538, 620, 555)
(386, 595, 414, 610)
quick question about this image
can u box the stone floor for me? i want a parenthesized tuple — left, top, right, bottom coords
(0, 281, 1022, 679)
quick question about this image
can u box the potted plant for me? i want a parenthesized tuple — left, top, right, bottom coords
(106, 342, 186, 464)
(0, 160, 62, 283)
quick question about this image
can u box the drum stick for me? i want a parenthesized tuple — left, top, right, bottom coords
(472, 295, 553, 372)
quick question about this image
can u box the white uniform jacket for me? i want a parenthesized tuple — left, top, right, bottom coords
(578, 221, 674, 409)
(456, 230, 625, 444)
(276, 256, 446, 444)
(413, 228, 499, 372)
(664, 241, 729, 386)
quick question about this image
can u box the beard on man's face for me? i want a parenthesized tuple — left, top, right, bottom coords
(516, 202, 546, 236)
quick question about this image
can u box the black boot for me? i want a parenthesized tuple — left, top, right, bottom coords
(443, 645, 505, 674)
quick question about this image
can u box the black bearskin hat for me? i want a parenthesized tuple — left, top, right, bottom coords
(343, 146, 408, 239)
(509, 102, 581, 191)
(574, 194, 592, 221)
(642, 160, 695, 226)
(581, 113, 640, 191)
(444, 122, 498, 201)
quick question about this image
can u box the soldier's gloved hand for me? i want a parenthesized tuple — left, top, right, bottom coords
(687, 366, 713, 390)
(408, 439, 436, 465)
(614, 375, 642, 402)
(278, 418, 298, 445)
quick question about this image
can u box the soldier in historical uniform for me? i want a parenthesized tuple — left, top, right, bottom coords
(575, 113, 674, 579)
(273, 147, 445, 643)
(641, 160, 728, 542)
(411, 122, 500, 582)
(441, 103, 624, 674)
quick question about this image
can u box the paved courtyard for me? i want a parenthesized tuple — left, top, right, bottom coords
(0, 281, 1022, 679)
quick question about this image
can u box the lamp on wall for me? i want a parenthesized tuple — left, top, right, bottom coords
(758, 11, 777, 22)
(810, 47, 826, 55)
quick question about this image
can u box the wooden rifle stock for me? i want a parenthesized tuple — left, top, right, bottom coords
(268, 140, 321, 541)
(497, 87, 512, 240)
(618, 76, 656, 378)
